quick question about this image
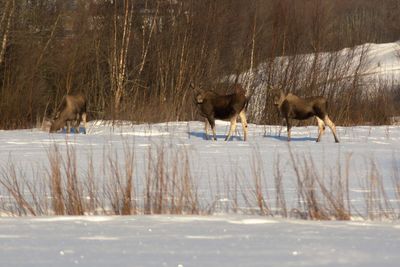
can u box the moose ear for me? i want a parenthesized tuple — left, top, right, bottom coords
(191, 83, 201, 93)
(192, 85, 205, 95)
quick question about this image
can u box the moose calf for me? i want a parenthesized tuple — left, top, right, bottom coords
(194, 84, 249, 141)
(273, 89, 339, 143)
(49, 93, 87, 134)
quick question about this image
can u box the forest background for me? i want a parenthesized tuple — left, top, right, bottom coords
(1, 0, 400, 129)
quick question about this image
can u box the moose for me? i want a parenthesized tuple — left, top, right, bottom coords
(194, 83, 250, 141)
(272, 88, 339, 143)
(49, 93, 87, 134)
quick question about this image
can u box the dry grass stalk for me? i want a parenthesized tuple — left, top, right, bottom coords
(0, 161, 36, 216)
(287, 147, 353, 220)
(84, 152, 98, 214)
(47, 145, 65, 215)
(144, 144, 199, 215)
(63, 144, 84, 215)
(273, 154, 287, 217)
(362, 159, 395, 220)
(251, 148, 270, 215)
(104, 144, 136, 215)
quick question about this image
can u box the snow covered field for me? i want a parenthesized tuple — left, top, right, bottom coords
(1, 120, 400, 214)
(1, 215, 400, 267)
(0, 121, 400, 266)
(2, 41, 400, 267)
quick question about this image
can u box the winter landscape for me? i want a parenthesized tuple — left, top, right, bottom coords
(2, 0, 400, 266)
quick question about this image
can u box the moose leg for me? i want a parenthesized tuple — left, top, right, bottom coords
(286, 117, 291, 141)
(316, 117, 326, 142)
(239, 110, 248, 141)
(82, 112, 87, 134)
(324, 115, 339, 143)
(278, 118, 285, 137)
(207, 117, 217, 141)
(225, 116, 238, 141)
(204, 118, 210, 140)
(66, 121, 71, 133)
(74, 114, 81, 134)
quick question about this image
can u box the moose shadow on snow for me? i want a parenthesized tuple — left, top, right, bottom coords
(189, 131, 244, 141)
(60, 127, 87, 134)
(264, 134, 316, 142)
(189, 131, 315, 142)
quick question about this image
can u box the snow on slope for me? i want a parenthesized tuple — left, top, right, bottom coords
(244, 41, 400, 83)
(236, 42, 400, 121)
(364, 42, 400, 78)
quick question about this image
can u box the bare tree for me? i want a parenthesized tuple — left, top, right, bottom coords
(0, 0, 14, 66)
(110, 0, 134, 116)
(0, 0, 400, 129)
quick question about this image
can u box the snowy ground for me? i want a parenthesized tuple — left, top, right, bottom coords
(1, 215, 400, 267)
(1, 120, 400, 266)
(1, 120, 400, 213)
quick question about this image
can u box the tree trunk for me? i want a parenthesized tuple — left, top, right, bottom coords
(111, 0, 134, 116)
(0, 0, 14, 66)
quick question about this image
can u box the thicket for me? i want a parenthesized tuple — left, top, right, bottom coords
(1, 0, 400, 129)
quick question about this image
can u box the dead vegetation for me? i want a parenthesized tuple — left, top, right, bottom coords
(1, 0, 400, 129)
(0, 141, 398, 220)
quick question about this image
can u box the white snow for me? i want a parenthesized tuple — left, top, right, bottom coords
(0, 215, 399, 267)
(1, 41, 400, 266)
(1, 120, 399, 215)
(0, 120, 400, 266)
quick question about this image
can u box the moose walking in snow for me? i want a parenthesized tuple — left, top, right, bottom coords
(194, 84, 250, 141)
(272, 88, 339, 143)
